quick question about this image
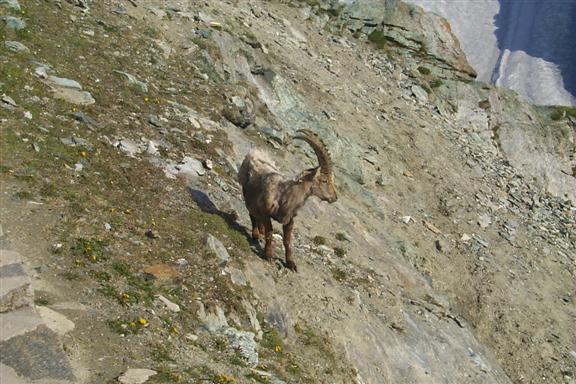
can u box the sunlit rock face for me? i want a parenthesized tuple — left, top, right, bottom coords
(406, 0, 576, 106)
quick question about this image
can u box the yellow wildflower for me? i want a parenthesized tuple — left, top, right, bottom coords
(274, 345, 282, 353)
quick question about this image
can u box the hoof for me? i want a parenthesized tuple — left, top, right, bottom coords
(285, 260, 298, 272)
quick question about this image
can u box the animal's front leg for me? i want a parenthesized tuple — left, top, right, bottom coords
(263, 217, 273, 262)
(283, 219, 297, 272)
(250, 215, 260, 240)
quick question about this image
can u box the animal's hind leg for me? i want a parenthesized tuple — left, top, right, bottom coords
(283, 219, 297, 272)
(250, 214, 260, 240)
(263, 217, 273, 262)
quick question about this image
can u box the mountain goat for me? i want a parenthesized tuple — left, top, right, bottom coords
(238, 129, 337, 272)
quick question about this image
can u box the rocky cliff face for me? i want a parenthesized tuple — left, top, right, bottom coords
(406, 0, 576, 107)
(1, 1, 574, 384)
(318, 0, 476, 80)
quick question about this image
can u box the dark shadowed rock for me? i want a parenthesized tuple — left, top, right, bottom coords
(0, 325, 75, 381)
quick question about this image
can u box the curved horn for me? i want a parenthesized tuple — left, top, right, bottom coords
(294, 129, 333, 174)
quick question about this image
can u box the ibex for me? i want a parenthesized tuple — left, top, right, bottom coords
(238, 129, 337, 272)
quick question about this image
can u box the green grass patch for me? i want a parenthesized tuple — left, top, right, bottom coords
(261, 326, 283, 351)
(71, 237, 107, 263)
(330, 267, 346, 282)
(417, 66, 431, 75)
(550, 106, 576, 121)
(367, 29, 387, 50)
(334, 247, 346, 258)
(429, 79, 443, 88)
(312, 235, 326, 246)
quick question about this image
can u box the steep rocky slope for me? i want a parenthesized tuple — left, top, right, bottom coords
(1, 1, 575, 384)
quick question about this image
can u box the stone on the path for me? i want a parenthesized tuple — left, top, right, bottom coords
(205, 234, 230, 266)
(156, 295, 180, 313)
(37, 306, 75, 336)
(0, 307, 42, 341)
(0, 363, 29, 384)
(0, 250, 24, 268)
(0, 325, 75, 381)
(4, 16, 26, 31)
(224, 327, 259, 366)
(0, 262, 32, 312)
(114, 71, 148, 93)
(5, 41, 30, 53)
(118, 368, 157, 384)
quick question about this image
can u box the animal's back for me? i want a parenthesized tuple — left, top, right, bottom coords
(238, 149, 279, 186)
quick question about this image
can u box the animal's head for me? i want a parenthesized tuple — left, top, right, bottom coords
(295, 130, 338, 203)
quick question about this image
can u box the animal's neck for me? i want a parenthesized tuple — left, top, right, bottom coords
(273, 179, 313, 222)
(285, 179, 313, 205)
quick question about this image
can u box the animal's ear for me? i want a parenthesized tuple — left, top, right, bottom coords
(301, 167, 319, 181)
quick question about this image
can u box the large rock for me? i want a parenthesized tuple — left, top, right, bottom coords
(118, 368, 157, 384)
(0, 0, 21, 12)
(4, 16, 26, 31)
(0, 250, 32, 313)
(205, 234, 230, 266)
(197, 301, 229, 332)
(223, 94, 255, 128)
(5, 41, 30, 54)
(379, 2, 476, 79)
(314, 0, 476, 80)
(224, 327, 259, 366)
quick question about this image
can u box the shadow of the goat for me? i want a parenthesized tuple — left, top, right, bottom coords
(187, 187, 265, 258)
